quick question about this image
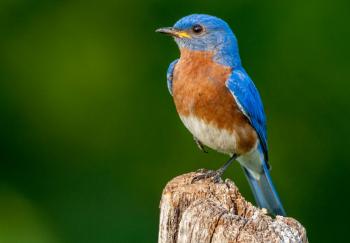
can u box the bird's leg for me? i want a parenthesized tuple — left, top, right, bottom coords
(193, 136, 208, 153)
(192, 154, 237, 183)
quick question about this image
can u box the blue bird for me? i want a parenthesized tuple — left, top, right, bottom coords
(157, 14, 286, 216)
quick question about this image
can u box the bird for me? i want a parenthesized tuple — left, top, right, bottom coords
(156, 14, 286, 216)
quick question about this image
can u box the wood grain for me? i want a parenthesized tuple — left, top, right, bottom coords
(159, 171, 307, 243)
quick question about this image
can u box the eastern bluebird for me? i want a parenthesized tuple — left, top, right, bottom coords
(157, 14, 286, 216)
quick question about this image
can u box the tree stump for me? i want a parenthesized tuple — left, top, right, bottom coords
(158, 171, 307, 243)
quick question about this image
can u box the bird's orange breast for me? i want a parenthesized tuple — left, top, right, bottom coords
(172, 48, 258, 155)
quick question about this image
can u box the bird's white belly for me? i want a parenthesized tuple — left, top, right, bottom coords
(180, 115, 237, 155)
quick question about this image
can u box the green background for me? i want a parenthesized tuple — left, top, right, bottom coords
(1, 0, 349, 242)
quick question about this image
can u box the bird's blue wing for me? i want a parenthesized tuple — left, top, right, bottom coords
(166, 59, 179, 95)
(227, 68, 285, 215)
(226, 67, 269, 163)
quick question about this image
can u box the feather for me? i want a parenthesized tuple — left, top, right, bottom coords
(226, 67, 269, 164)
(166, 59, 178, 95)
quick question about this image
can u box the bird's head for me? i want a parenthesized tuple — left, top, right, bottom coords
(156, 14, 241, 67)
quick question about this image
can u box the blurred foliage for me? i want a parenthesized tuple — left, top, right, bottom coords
(0, 0, 349, 242)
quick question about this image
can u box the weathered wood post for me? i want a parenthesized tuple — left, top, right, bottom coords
(158, 171, 307, 243)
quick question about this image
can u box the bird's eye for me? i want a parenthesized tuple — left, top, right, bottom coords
(192, 24, 204, 34)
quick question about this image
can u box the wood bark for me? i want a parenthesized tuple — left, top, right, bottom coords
(158, 171, 307, 243)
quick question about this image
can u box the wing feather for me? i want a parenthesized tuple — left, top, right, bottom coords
(166, 59, 179, 95)
(226, 68, 269, 164)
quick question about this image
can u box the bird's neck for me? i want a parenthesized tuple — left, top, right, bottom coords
(179, 48, 214, 62)
(177, 49, 232, 83)
(179, 44, 241, 68)
(213, 39, 241, 68)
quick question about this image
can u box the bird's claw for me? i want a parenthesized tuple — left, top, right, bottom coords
(191, 170, 223, 184)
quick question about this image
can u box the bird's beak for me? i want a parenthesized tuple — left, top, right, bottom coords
(155, 27, 191, 39)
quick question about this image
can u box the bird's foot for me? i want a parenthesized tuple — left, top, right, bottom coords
(191, 155, 237, 184)
(191, 169, 224, 184)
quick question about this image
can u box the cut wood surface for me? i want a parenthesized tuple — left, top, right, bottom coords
(158, 171, 307, 243)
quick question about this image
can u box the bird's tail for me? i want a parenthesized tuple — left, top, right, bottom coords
(242, 162, 286, 216)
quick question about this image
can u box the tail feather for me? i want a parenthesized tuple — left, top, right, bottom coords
(242, 163, 286, 216)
